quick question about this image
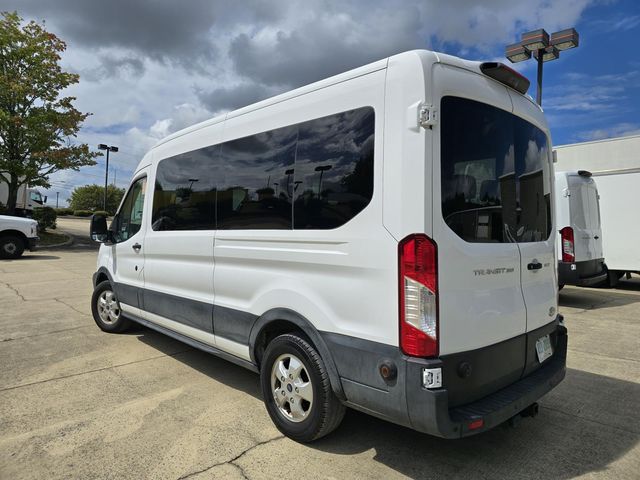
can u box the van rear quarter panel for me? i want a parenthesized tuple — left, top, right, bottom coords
(214, 69, 399, 347)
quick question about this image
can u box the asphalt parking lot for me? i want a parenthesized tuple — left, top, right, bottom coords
(1, 219, 639, 479)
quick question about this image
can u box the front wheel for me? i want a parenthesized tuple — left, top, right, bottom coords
(91, 280, 131, 333)
(0, 235, 25, 259)
(260, 333, 345, 442)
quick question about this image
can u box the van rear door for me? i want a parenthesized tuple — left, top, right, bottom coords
(433, 65, 527, 357)
(568, 175, 603, 262)
(508, 92, 556, 333)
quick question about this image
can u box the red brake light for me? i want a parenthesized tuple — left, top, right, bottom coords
(399, 234, 438, 357)
(560, 226, 575, 263)
(468, 418, 484, 430)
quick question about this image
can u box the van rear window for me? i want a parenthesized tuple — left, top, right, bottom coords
(441, 96, 551, 243)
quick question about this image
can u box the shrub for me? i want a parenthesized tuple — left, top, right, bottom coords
(92, 210, 109, 217)
(55, 207, 74, 216)
(32, 206, 57, 231)
(73, 209, 93, 217)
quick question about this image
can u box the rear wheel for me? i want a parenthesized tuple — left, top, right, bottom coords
(0, 234, 25, 259)
(91, 280, 131, 333)
(260, 333, 345, 442)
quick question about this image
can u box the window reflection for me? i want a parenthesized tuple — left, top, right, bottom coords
(151, 106, 375, 231)
(217, 125, 296, 229)
(441, 97, 551, 243)
(294, 107, 375, 229)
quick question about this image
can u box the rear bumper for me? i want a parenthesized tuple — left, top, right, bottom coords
(558, 259, 606, 286)
(323, 319, 567, 438)
(27, 236, 38, 251)
(406, 324, 567, 438)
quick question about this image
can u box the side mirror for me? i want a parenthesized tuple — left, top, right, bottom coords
(90, 214, 110, 243)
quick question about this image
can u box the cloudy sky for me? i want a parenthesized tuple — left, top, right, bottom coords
(1, 0, 639, 205)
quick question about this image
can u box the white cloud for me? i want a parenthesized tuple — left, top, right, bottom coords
(577, 122, 640, 141)
(1, 0, 602, 200)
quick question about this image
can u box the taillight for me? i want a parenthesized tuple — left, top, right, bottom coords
(399, 234, 438, 357)
(560, 227, 575, 263)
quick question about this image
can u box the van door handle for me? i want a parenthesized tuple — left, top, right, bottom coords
(527, 261, 542, 270)
(594, 235, 599, 239)
(132, 243, 142, 252)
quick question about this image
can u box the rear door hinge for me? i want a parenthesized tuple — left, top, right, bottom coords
(419, 104, 438, 128)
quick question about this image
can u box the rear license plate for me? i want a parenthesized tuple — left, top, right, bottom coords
(536, 334, 553, 363)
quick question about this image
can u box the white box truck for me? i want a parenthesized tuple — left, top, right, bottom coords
(0, 177, 46, 216)
(554, 135, 640, 284)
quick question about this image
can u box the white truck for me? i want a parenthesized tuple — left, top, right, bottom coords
(0, 215, 38, 259)
(0, 179, 46, 216)
(554, 134, 640, 285)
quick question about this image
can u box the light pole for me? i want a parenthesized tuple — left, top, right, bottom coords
(56, 192, 59, 208)
(98, 144, 118, 211)
(505, 28, 579, 105)
(314, 164, 332, 198)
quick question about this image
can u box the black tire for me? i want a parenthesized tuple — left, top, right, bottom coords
(91, 280, 131, 333)
(0, 234, 25, 259)
(260, 333, 346, 442)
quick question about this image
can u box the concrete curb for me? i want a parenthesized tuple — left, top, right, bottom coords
(37, 232, 74, 250)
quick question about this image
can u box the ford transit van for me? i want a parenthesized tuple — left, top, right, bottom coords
(90, 50, 567, 442)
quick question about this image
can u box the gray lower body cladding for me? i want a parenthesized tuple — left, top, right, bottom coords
(558, 258, 607, 286)
(322, 319, 567, 438)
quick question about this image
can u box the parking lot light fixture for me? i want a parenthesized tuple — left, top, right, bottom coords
(505, 27, 579, 106)
(506, 43, 531, 63)
(534, 45, 560, 63)
(98, 144, 119, 211)
(521, 29, 550, 52)
(550, 28, 580, 51)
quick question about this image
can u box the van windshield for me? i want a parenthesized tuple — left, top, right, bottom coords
(441, 96, 551, 243)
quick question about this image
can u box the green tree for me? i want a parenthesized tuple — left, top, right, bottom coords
(69, 184, 125, 214)
(0, 12, 98, 214)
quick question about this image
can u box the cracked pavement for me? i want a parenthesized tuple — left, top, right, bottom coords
(1, 231, 639, 479)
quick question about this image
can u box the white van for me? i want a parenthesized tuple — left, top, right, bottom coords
(90, 50, 567, 442)
(554, 135, 640, 285)
(554, 170, 606, 288)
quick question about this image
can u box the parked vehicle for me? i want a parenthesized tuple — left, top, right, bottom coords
(554, 135, 640, 285)
(554, 170, 607, 288)
(0, 178, 46, 216)
(0, 215, 38, 259)
(90, 50, 567, 442)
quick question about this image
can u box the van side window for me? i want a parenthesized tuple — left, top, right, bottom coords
(152, 146, 218, 231)
(152, 106, 375, 231)
(441, 96, 551, 243)
(217, 125, 296, 229)
(294, 107, 375, 229)
(112, 176, 146, 243)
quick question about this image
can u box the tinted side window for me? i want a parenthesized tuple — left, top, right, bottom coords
(217, 125, 296, 229)
(113, 177, 146, 243)
(152, 146, 218, 231)
(293, 107, 374, 229)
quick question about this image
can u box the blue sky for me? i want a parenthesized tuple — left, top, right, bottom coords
(2, 0, 638, 206)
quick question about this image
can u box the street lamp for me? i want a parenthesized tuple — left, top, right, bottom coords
(98, 144, 119, 211)
(314, 164, 332, 197)
(505, 27, 579, 105)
